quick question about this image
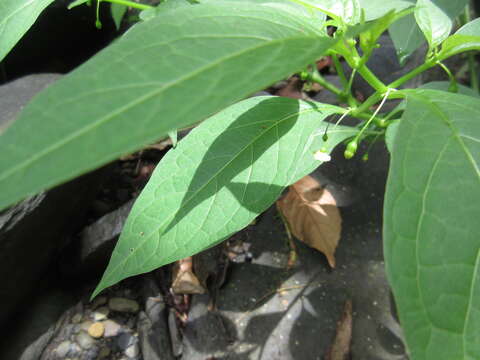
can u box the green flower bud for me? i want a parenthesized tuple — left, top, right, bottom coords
(344, 140, 358, 159)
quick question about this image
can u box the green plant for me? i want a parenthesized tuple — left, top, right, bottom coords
(1, 0, 480, 358)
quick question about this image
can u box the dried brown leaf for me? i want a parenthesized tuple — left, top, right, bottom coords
(325, 300, 353, 360)
(171, 257, 205, 294)
(277, 175, 341, 267)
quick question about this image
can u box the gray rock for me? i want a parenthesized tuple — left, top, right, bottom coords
(0, 74, 61, 133)
(125, 343, 140, 358)
(0, 73, 110, 328)
(109, 297, 140, 313)
(116, 332, 136, 351)
(138, 275, 175, 360)
(54, 341, 71, 357)
(76, 332, 95, 350)
(103, 319, 122, 338)
(181, 295, 236, 360)
(60, 199, 134, 278)
(168, 309, 183, 357)
(2, 290, 78, 360)
(92, 307, 109, 321)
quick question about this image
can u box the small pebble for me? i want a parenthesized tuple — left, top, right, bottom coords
(71, 313, 83, 324)
(125, 343, 139, 358)
(116, 332, 135, 350)
(70, 342, 81, 355)
(103, 319, 122, 337)
(80, 320, 93, 332)
(93, 306, 109, 321)
(76, 331, 95, 349)
(88, 322, 105, 338)
(55, 341, 71, 357)
(98, 346, 111, 358)
(91, 296, 108, 309)
(109, 298, 139, 313)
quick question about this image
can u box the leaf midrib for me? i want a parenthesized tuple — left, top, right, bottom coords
(103, 109, 350, 285)
(0, 31, 326, 186)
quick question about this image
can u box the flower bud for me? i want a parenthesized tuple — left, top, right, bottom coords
(344, 140, 358, 159)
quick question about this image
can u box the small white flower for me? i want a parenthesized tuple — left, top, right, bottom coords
(314, 150, 331, 162)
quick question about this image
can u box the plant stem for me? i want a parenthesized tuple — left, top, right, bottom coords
(389, 59, 436, 88)
(352, 59, 437, 117)
(309, 70, 344, 97)
(356, 64, 387, 93)
(468, 54, 479, 93)
(438, 62, 458, 92)
(332, 54, 349, 89)
(102, 0, 154, 10)
(356, 88, 393, 139)
(461, 3, 479, 92)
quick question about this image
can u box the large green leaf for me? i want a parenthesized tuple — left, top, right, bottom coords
(0, 0, 56, 61)
(384, 89, 480, 359)
(288, 0, 411, 23)
(358, 0, 412, 21)
(0, 2, 336, 211)
(439, 18, 480, 60)
(414, 0, 451, 48)
(389, 0, 468, 63)
(93, 96, 356, 297)
(385, 82, 479, 153)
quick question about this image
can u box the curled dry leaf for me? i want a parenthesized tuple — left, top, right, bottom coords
(325, 299, 353, 360)
(171, 257, 205, 295)
(277, 175, 341, 267)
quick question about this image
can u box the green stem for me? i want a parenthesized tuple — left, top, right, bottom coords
(389, 59, 436, 88)
(468, 54, 479, 93)
(352, 59, 437, 117)
(309, 70, 344, 97)
(101, 0, 153, 10)
(438, 62, 458, 92)
(332, 54, 349, 89)
(461, 3, 479, 92)
(356, 64, 388, 93)
(356, 88, 393, 139)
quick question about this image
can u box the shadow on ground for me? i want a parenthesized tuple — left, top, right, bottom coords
(181, 142, 408, 360)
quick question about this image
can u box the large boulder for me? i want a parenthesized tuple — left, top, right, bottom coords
(0, 74, 109, 326)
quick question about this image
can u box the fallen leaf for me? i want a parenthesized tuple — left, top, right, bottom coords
(325, 300, 353, 360)
(277, 175, 341, 267)
(171, 257, 205, 294)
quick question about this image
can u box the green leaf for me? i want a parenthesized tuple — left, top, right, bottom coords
(358, 0, 412, 21)
(390, 0, 468, 63)
(139, 0, 193, 21)
(359, 7, 414, 52)
(67, 0, 91, 9)
(389, 8, 426, 64)
(0, 0, 56, 62)
(0, 2, 336, 211)
(93, 96, 356, 297)
(414, 0, 452, 48)
(201, 0, 326, 25)
(419, 81, 480, 98)
(384, 89, 480, 359)
(385, 82, 478, 153)
(385, 120, 400, 153)
(439, 18, 480, 60)
(110, 3, 127, 30)
(286, 0, 361, 25)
